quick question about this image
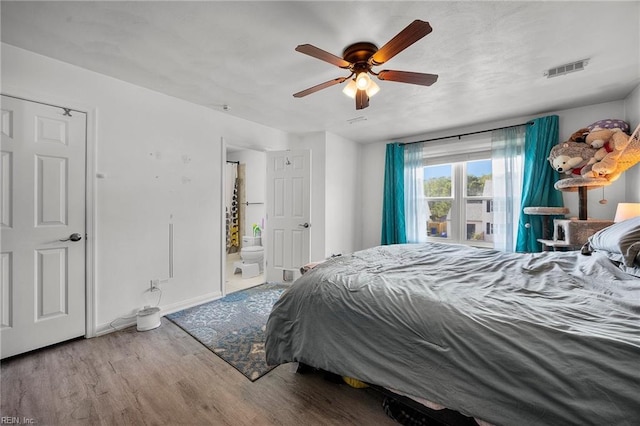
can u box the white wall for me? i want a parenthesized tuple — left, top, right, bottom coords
(358, 99, 632, 250)
(624, 84, 640, 202)
(360, 142, 387, 250)
(325, 132, 360, 257)
(1, 44, 289, 334)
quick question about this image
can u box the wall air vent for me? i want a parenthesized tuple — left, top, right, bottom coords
(544, 59, 589, 78)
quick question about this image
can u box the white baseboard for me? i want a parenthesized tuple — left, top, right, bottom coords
(94, 291, 223, 337)
(160, 291, 223, 316)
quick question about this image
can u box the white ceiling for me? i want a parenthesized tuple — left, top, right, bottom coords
(2, 1, 639, 144)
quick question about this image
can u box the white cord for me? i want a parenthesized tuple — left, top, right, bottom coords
(152, 288, 163, 307)
(109, 313, 137, 331)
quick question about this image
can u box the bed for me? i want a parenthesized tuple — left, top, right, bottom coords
(265, 218, 640, 426)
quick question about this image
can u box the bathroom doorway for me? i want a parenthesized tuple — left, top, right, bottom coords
(224, 146, 267, 294)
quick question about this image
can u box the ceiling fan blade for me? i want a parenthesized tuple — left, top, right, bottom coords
(370, 20, 433, 66)
(293, 77, 348, 98)
(295, 44, 352, 68)
(377, 70, 438, 86)
(355, 89, 369, 110)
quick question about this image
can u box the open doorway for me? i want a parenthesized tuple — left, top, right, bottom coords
(224, 146, 267, 293)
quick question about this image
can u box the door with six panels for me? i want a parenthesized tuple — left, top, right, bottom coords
(1, 95, 86, 358)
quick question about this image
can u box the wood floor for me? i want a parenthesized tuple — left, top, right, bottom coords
(1, 318, 397, 426)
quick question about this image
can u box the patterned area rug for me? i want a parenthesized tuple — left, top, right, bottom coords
(166, 283, 288, 381)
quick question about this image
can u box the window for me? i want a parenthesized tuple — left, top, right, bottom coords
(486, 200, 493, 213)
(423, 158, 493, 247)
(486, 222, 493, 235)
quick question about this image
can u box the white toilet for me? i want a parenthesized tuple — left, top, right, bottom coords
(234, 236, 264, 278)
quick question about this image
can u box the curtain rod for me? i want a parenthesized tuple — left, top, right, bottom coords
(400, 121, 533, 146)
(226, 160, 240, 164)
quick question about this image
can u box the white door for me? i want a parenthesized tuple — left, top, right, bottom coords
(266, 150, 311, 282)
(1, 95, 86, 359)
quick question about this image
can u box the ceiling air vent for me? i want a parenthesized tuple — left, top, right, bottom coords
(545, 59, 589, 78)
(347, 116, 367, 124)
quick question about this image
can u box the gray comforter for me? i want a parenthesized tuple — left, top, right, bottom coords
(265, 242, 640, 426)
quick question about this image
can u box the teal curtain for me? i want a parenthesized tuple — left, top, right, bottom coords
(516, 116, 564, 252)
(491, 126, 526, 252)
(381, 143, 406, 244)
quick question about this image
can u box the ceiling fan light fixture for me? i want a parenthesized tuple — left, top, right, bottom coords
(342, 79, 358, 98)
(366, 79, 380, 97)
(355, 72, 371, 90)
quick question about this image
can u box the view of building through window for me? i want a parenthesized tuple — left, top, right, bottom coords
(424, 159, 493, 245)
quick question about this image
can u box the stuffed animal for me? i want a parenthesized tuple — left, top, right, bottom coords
(584, 119, 630, 148)
(579, 119, 632, 181)
(547, 141, 600, 178)
(587, 118, 630, 134)
(554, 121, 640, 183)
(569, 127, 590, 143)
(585, 127, 624, 149)
(591, 131, 633, 181)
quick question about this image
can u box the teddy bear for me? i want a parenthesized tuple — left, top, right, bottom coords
(547, 141, 600, 178)
(591, 130, 632, 181)
(585, 127, 624, 149)
(581, 119, 631, 180)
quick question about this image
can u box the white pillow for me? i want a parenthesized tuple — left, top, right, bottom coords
(585, 217, 640, 267)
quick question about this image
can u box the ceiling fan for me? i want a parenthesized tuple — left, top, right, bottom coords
(293, 20, 438, 110)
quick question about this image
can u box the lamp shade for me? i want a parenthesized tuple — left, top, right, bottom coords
(355, 72, 371, 90)
(366, 80, 380, 97)
(614, 203, 640, 222)
(342, 80, 357, 98)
